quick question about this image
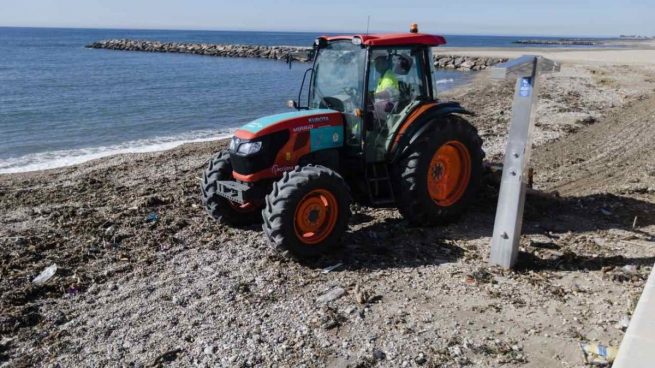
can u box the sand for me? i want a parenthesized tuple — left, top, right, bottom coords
(1, 46, 655, 367)
(443, 40, 655, 66)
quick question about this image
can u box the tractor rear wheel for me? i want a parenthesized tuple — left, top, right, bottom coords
(262, 165, 351, 257)
(394, 116, 484, 226)
(201, 150, 262, 226)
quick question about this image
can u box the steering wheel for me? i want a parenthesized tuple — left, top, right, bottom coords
(321, 97, 344, 111)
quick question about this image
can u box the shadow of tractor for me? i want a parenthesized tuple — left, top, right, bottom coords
(319, 178, 655, 273)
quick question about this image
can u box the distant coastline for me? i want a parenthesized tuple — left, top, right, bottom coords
(513, 38, 602, 46)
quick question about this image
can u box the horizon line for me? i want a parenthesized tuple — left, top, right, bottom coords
(0, 24, 623, 39)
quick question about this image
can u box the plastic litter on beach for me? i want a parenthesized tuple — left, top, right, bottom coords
(322, 262, 343, 273)
(145, 212, 159, 223)
(32, 264, 58, 284)
(614, 315, 630, 331)
(622, 264, 638, 274)
(579, 342, 618, 365)
(66, 285, 80, 295)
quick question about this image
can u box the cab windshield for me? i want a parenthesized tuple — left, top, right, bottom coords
(309, 41, 366, 113)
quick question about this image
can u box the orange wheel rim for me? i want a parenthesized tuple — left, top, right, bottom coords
(427, 140, 471, 207)
(293, 189, 339, 245)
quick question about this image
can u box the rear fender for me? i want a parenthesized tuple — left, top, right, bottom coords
(389, 102, 473, 162)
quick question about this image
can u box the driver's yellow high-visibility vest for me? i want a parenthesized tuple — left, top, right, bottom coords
(376, 70, 399, 94)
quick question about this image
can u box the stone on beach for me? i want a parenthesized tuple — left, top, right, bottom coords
(316, 287, 346, 304)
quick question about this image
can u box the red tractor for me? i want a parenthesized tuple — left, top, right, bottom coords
(202, 25, 484, 257)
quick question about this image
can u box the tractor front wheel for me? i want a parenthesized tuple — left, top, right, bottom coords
(201, 150, 262, 226)
(394, 116, 484, 226)
(262, 165, 352, 257)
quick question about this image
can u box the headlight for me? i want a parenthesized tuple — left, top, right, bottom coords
(237, 141, 262, 155)
(229, 137, 239, 151)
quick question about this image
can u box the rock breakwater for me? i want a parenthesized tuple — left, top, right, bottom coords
(86, 39, 507, 71)
(434, 55, 508, 71)
(86, 39, 312, 61)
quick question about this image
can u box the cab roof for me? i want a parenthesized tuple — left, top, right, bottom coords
(323, 33, 446, 47)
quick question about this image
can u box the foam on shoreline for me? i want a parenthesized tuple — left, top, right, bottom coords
(0, 130, 233, 174)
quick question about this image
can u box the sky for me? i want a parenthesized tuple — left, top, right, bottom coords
(0, 0, 653, 37)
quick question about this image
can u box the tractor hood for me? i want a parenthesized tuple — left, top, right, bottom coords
(234, 109, 343, 140)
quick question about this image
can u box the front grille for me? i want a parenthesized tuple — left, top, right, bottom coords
(230, 130, 290, 175)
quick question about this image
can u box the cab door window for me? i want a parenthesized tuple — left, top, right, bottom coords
(368, 47, 427, 130)
(365, 47, 428, 160)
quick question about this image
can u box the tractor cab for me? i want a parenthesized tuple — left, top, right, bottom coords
(301, 29, 446, 163)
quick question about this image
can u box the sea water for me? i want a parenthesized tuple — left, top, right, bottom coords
(0, 27, 602, 173)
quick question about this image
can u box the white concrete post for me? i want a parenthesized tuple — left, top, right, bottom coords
(489, 55, 560, 269)
(613, 263, 655, 367)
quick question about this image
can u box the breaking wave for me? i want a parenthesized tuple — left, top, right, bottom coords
(0, 129, 234, 174)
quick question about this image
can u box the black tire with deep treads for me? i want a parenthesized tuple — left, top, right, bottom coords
(201, 150, 261, 226)
(262, 165, 352, 257)
(394, 116, 485, 226)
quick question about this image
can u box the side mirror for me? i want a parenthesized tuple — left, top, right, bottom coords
(287, 100, 298, 109)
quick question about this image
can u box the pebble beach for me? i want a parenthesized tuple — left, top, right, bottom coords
(2, 40, 655, 366)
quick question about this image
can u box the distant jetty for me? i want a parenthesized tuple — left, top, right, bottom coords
(435, 55, 508, 71)
(512, 39, 602, 46)
(86, 39, 507, 71)
(86, 39, 312, 61)
(619, 35, 653, 40)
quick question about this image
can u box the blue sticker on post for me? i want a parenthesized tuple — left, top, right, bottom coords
(519, 77, 532, 97)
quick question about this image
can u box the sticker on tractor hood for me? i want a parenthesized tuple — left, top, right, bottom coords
(308, 116, 330, 124)
(271, 165, 295, 174)
(292, 124, 314, 132)
(239, 109, 338, 134)
(292, 116, 331, 132)
(310, 125, 343, 152)
(519, 77, 532, 97)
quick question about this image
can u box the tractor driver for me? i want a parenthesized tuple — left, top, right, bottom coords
(372, 55, 400, 123)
